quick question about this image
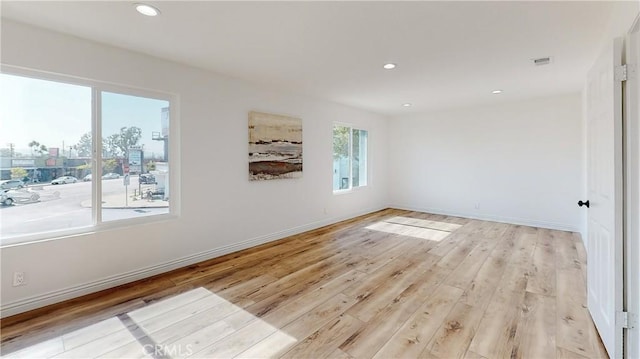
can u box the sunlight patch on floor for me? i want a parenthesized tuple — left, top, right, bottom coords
(2, 337, 66, 359)
(4, 287, 298, 359)
(385, 216, 462, 232)
(366, 216, 461, 241)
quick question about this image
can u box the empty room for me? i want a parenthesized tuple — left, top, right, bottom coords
(1, 1, 639, 358)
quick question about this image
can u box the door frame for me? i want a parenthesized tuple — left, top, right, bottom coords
(624, 14, 640, 359)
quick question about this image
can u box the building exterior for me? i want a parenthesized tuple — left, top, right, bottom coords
(0, 155, 91, 182)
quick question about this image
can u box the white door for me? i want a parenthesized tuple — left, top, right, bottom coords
(585, 38, 624, 358)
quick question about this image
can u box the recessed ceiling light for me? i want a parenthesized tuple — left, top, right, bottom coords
(383, 63, 397, 70)
(492, 90, 503, 94)
(402, 103, 412, 107)
(135, 3, 160, 16)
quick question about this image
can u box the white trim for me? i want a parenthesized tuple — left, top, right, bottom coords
(389, 204, 581, 232)
(93, 86, 102, 225)
(0, 206, 386, 317)
(624, 14, 640, 359)
(0, 214, 178, 248)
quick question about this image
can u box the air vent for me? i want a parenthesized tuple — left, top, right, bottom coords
(533, 57, 552, 66)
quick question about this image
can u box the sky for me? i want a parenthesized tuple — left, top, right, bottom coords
(0, 73, 168, 158)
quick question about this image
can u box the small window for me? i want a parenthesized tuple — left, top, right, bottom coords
(333, 125, 368, 192)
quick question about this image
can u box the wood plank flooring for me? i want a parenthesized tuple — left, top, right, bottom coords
(0, 209, 608, 358)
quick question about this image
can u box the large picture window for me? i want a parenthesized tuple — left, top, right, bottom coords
(333, 124, 368, 192)
(0, 72, 174, 245)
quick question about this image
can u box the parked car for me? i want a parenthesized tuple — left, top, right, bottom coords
(102, 173, 120, 180)
(51, 176, 78, 185)
(83, 174, 92, 182)
(139, 174, 156, 184)
(1, 189, 40, 206)
(0, 180, 24, 190)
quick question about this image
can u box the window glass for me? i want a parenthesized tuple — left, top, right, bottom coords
(101, 92, 170, 222)
(333, 125, 350, 191)
(332, 124, 368, 192)
(352, 129, 368, 187)
(0, 74, 92, 242)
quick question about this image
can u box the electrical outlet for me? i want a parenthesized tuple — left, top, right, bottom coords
(13, 272, 25, 286)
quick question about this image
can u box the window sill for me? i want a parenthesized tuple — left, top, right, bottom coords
(0, 213, 179, 248)
(332, 185, 368, 195)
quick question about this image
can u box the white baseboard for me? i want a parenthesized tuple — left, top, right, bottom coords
(389, 204, 581, 233)
(1, 206, 386, 318)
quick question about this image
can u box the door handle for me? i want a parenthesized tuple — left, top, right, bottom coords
(578, 200, 590, 208)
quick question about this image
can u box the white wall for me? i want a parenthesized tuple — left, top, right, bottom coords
(388, 94, 583, 231)
(0, 20, 389, 316)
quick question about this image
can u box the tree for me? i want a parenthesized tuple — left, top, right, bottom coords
(28, 140, 38, 156)
(113, 127, 142, 159)
(11, 167, 27, 180)
(76, 132, 92, 157)
(103, 134, 120, 158)
(102, 127, 142, 159)
(28, 141, 48, 157)
(332, 126, 349, 159)
(77, 127, 143, 159)
(76, 163, 91, 171)
(103, 159, 118, 173)
(75, 162, 91, 178)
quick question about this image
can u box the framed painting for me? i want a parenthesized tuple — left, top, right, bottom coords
(249, 111, 302, 180)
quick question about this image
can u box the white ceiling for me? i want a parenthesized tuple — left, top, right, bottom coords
(0, 1, 618, 116)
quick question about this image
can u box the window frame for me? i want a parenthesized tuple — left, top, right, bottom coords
(0, 65, 180, 247)
(332, 122, 369, 194)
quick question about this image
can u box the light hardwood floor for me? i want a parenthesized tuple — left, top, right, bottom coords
(0, 209, 608, 358)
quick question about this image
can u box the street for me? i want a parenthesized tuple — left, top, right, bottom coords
(1, 176, 168, 245)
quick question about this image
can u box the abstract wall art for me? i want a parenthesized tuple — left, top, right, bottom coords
(248, 111, 302, 181)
